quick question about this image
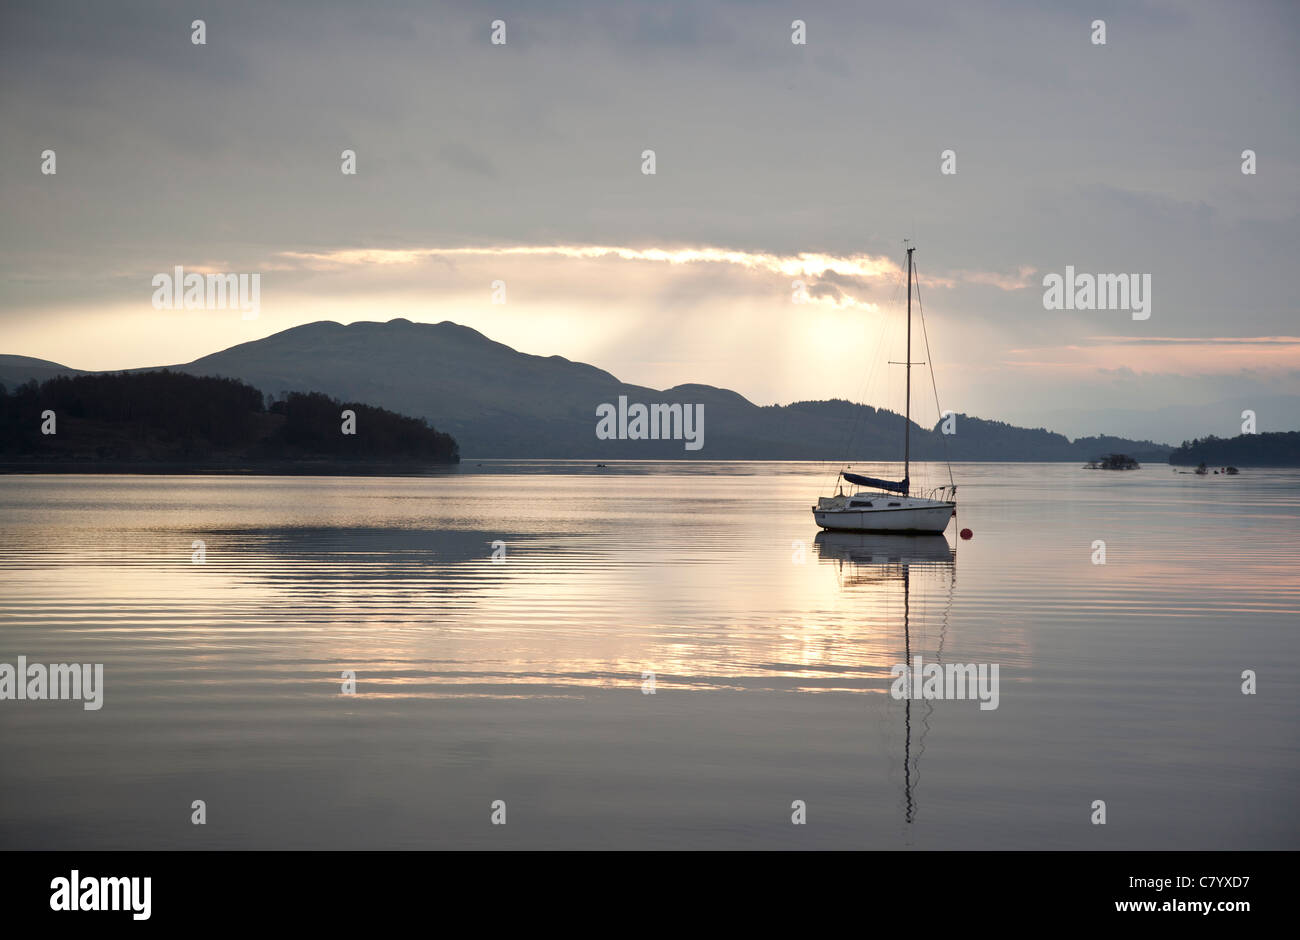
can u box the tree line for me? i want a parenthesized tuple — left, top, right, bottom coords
(1168, 432, 1300, 466)
(0, 371, 459, 463)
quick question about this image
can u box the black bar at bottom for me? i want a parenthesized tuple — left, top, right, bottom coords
(0, 850, 1285, 926)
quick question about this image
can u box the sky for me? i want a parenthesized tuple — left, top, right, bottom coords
(1, 0, 1297, 443)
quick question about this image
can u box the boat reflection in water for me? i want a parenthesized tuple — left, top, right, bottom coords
(814, 531, 953, 573)
(814, 531, 956, 825)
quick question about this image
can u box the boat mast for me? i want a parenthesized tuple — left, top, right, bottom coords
(904, 245, 914, 493)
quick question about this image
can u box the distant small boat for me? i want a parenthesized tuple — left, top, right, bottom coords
(595, 463, 607, 468)
(1225, 466, 1240, 475)
(1195, 462, 1209, 475)
(812, 244, 956, 534)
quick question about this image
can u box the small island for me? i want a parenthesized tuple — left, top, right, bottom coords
(1083, 453, 1140, 470)
(0, 370, 459, 472)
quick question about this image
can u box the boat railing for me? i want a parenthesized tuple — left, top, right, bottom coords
(916, 484, 958, 502)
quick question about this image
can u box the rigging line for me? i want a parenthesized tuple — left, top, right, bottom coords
(912, 263, 955, 489)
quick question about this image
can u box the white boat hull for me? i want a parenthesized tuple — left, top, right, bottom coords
(812, 497, 955, 534)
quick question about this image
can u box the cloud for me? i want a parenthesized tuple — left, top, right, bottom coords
(1003, 337, 1300, 377)
(807, 281, 844, 302)
(1087, 336, 1300, 347)
(274, 242, 1033, 310)
(279, 243, 904, 279)
(951, 265, 1038, 291)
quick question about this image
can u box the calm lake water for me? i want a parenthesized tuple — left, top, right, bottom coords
(1, 462, 1297, 849)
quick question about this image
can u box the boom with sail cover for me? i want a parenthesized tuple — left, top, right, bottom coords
(842, 472, 909, 495)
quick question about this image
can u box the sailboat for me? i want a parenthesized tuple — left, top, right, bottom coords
(812, 244, 957, 534)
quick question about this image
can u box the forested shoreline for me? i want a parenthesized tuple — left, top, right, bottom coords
(1168, 432, 1300, 466)
(0, 371, 459, 466)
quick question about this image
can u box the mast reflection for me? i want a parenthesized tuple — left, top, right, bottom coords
(814, 531, 956, 825)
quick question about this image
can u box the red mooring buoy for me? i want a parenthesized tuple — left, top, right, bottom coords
(960, 528, 973, 540)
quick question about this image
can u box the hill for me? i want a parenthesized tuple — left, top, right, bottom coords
(1, 319, 1173, 461)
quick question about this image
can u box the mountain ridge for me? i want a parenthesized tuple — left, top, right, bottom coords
(2, 318, 1174, 460)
